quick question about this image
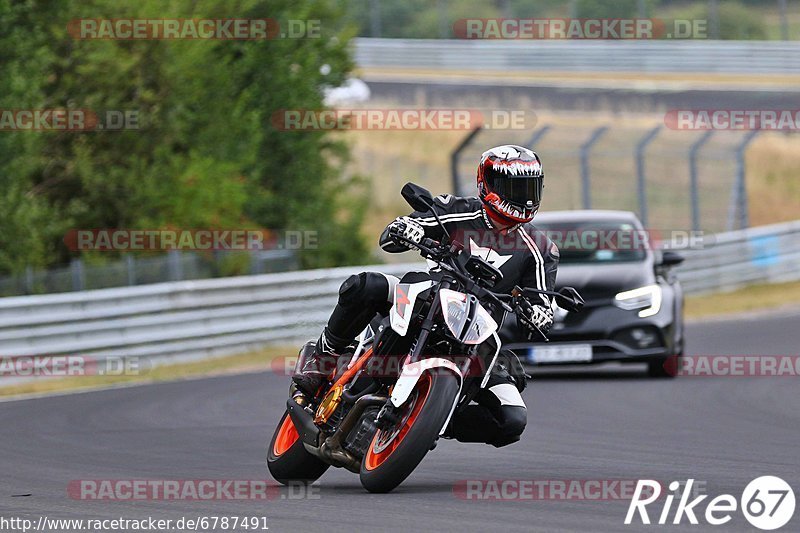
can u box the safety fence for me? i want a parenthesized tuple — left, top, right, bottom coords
(354, 38, 800, 75)
(0, 220, 798, 361)
(0, 249, 297, 298)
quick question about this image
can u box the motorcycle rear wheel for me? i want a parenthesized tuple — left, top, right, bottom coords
(266, 410, 329, 485)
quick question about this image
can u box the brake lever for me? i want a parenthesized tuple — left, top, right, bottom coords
(510, 287, 550, 342)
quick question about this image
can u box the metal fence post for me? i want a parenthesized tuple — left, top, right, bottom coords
(437, 0, 449, 38)
(24, 266, 34, 294)
(126, 255, 136, 286)
(369, 0, 382, 38)
(709, 0, 720, 39)
(728, 130, 760, 231)
(689, 130, 714, 231)
(71, 259, 85, 291)
(635, 126, 661, 227)
(249, 251, 261, 275)
(779, 0, 789, 40)
(526, 125, 551, 148)
(579, 126, 608, 209)
(450, 126, 482, 196)
(168, 250, 183, 281)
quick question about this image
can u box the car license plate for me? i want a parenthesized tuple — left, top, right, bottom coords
(528, 344, 592, 363)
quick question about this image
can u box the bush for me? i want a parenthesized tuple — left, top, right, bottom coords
(0, 0, 369, 274)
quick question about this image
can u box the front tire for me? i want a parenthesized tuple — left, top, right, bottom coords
(267, 410, 329, 485)
(359, 370, 459, 493)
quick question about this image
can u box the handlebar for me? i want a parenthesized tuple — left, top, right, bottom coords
(390, 227, 559, 340)
(390, 231, 519, 314)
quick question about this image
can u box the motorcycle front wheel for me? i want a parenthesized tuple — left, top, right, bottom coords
(359, 369, 459, 493)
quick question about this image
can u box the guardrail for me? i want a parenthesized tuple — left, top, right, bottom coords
(0, 263, 420, 361)
(671, 220, 800, 293)
(353, 38, 800, 74)
(1, 220, 798, 361)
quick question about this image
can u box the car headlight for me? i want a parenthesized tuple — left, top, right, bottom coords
(614, 284, 662, 318)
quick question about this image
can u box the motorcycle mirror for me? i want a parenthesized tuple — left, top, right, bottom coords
(401, 182, 435, 212)
(660, 250, 685, 267)
(554, 287, 584, 313)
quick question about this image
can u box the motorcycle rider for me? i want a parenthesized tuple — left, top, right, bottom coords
(293, 145, 558, 447)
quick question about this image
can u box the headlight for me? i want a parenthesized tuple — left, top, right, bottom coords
(438, 289, 498, 345)
(614, 284, 662, 318)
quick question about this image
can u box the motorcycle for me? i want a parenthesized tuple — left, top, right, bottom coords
(266, 182, 583, 493)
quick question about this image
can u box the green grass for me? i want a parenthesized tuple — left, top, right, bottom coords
(685, 280, 800, 319)
(0, 346, 293, 399)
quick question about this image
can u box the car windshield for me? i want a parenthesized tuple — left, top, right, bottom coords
(534, 219, 648, 264)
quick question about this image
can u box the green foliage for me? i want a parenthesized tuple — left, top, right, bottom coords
(0, 0, 368, 275)
(573, 0, 649, 19)
(340, 0, 778, 40)
(665, 1, 766, 40)
(714, 1, 767, 40)
(343, 0, 570, 38)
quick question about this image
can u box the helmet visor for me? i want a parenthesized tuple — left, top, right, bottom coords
(485, 172, 543, 207)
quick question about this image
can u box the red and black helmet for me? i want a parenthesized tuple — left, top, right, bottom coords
(477, 144, 544, 226)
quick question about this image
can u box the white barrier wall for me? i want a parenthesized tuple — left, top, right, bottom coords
(1, 221, 798, 360)
(354, 38, 800, 74)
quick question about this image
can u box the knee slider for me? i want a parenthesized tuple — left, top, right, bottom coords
(338, 273, 365, 305)
(338, 272, 389, 306)
(491, 406, 527, 447)
(503, 406, 527, 436)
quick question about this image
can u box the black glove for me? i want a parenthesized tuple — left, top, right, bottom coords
(514, 295, 554, 340)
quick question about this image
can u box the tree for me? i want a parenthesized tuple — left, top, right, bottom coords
(0, 0, 367, 274)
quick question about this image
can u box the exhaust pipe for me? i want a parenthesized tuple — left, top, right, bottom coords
(286, 395, 389, 472)
(328, 394, 387, 449)
(286, 398, 321, 447)
(321, 394, 388, 473)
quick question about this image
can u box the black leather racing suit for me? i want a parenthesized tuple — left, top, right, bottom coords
(317, 194, 559, 447)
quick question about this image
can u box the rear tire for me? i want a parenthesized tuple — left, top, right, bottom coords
(267, 410, 329, 485)
(359, 370, 459, 493)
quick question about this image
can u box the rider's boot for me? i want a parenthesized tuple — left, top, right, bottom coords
(291, 330, 349, 399)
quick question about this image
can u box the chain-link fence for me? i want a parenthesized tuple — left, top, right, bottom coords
(0, 250, 297, 298)
(347, 0, 800, 41)
(450, 123, 786, 234)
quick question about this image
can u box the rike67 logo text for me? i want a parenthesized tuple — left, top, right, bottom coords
(626, 477, 795, 530)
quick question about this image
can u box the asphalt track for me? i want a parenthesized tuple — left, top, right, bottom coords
(1, 309, 799, 532)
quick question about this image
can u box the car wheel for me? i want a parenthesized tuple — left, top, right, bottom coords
(648, 354, 682, 379)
